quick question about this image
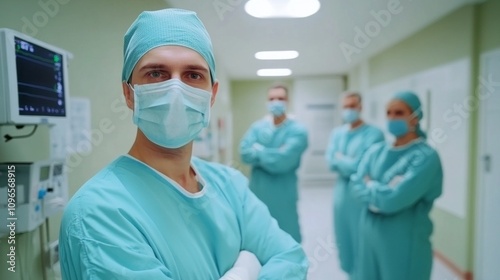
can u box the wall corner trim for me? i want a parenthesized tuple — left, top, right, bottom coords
(434, 250, 474, 280)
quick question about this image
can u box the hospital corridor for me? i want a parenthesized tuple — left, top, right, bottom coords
(0, 0, 499, 279)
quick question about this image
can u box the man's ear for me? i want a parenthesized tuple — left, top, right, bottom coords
(210, 81, 219, 107)
(122, 81, 134, 110)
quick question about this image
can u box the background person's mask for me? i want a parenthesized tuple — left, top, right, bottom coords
(387, 110, 419, 138)
(342, 109, 360, 124)
(267, 100, 287, 117)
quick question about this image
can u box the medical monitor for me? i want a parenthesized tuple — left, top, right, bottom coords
(0, 28, 70, 125)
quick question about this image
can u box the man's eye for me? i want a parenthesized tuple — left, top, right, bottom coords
(189, 72, 202, 80)
(148, 71, 163, 78)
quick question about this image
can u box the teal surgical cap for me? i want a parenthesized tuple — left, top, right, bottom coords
(392, 91, 427, 139)
(392, 91, 423, 120)
(122, 9, 216, 83)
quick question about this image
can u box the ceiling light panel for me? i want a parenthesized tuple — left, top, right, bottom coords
(255, 50, 299, 60)
(245, 0, 321, 18)
(257, 68, 293, 76)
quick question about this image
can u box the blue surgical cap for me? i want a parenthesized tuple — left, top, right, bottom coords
(392, 91, 427, 138)
(122, 9, 216, 83)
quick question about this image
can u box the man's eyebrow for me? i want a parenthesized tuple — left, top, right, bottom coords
(184, 64, 209, 73)
(137, 63, 209, 73)
(138, 63, 167, 72)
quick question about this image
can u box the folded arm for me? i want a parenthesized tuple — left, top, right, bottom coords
(239, 125, 261, 166)
(220, 251, 261, 280)
(354, 150, 443, 214)
(229, 170, 309, 279)
(256, 128, 308, 174)
(336, 130, 384, 177)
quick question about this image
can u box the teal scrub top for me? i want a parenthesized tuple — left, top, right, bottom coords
(324, 123, 384, 274)
(239, 117, 308, 243)
(351, 139, 443, 280)
(59, 156, 308, 280)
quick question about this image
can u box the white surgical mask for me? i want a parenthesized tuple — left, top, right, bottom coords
(342, 109, 360, 124)
(267, 100, 286, 116)
(130, 79, 211, 149)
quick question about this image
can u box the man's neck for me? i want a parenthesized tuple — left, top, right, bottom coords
(128, 130, 199, 193)
(394, 132, 419, 147)
(273, 114, 287, 126)
(350, 119, 364, 130)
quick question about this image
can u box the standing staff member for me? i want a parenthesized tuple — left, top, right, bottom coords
(352, 91, 443, 280)
(325, 92, 384, 276)
(239, 84, 308, 243)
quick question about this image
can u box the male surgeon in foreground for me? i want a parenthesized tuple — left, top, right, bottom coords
(59, 8, 308, 280)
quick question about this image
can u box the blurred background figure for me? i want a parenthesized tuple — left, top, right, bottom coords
(351, 91, 443, 280)
(239, 84, 308, 243)
(325, 91, 384, 277)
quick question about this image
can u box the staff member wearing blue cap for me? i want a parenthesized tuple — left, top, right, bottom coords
(59, 9, 308, 280)
(350, 91, 443, 280)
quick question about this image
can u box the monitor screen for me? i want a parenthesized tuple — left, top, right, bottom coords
(39, 165, 50, 181)
(15, 36, 66, 117)
(52, 164, 63, 176)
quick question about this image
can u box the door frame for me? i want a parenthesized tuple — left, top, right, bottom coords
(474, 47, 500, 279)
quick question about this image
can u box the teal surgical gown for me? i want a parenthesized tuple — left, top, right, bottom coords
(351, 139, 443, 280)
(59, 155, 308, 280)
(325, 123, 384, 275)
(239, 118, 308, 243)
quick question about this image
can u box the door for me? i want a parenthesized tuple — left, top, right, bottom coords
(292, 77, 344, 186)
(475, 48, 500, 279)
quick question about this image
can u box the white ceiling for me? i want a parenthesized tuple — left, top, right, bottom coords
(164, 0, 477, 80)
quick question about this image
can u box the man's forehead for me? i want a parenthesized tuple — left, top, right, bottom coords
(268, 87, 287, 96)
(344, 95, 359, 101)
(343, 95, 360, 105)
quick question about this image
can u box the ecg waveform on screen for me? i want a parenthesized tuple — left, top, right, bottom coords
(14, 37, 66, 117)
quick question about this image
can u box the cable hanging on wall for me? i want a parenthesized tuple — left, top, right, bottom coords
(3, 125, 38, 142)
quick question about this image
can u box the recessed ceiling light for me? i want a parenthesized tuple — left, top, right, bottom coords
(245, 0, 321, 18)
(257, 68, 292, 76)
(255, 50, 299, 60)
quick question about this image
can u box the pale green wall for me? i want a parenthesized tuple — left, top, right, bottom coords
(348, 1, 500, 273)
(369, 6, 474, 87)
(346, 65, 361, 91)
(230, 80, 293, 176)
(0, 0, 170, 279)
(479, 0, 500, 53)
(209, 65, 233, 164)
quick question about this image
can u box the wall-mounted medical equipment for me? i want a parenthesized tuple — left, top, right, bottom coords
(0, 28, 70, 125)
(0, 159, 68, 237)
